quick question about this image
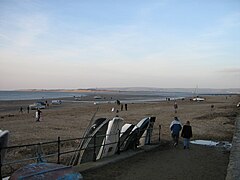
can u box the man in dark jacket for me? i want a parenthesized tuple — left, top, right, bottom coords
(170, 117, 182, 147)
(181, 121, 192, 149)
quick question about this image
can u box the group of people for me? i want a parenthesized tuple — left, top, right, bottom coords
(170, 116, 192, 149)
(120, 103, 128, 111)
(116, 100, 128, 111)
(19, 106, 42, 122)
(19, 106, 30, 113)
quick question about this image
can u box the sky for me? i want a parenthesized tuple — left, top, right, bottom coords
(0, 0, 240, 90)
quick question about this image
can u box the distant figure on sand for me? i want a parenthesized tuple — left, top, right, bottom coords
(116, 100, 120, 105)
(170, 117, 182, 147)
(181, 121, 192, 149)
(211, 105, 214, 111)
(121, 104, 123, 111)
(27, 106, 30, 113)
(19, 107, 23, 113)
(36, 109, 42, 122)
(125, 104, 128, 111)
(45, 100, 49, 107)
(174, 101, 178, 113)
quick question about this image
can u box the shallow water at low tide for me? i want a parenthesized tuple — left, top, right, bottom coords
(191, 140, 232, 151)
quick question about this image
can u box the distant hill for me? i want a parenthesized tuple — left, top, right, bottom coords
(14, 87, 240, 94)
(96, 87, 240, 94)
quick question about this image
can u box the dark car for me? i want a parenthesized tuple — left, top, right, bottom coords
(29, 102, 46, 110)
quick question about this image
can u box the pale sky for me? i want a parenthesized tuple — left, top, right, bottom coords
(0, 0, 240, 90)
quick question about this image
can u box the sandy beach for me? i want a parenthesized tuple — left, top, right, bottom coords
(0, 92, 239, 179)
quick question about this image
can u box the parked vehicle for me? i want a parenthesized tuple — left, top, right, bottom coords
(29, 102, 46, 110)
(51, 100, 62, 105)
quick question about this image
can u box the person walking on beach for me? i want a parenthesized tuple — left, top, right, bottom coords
(181, 121, 192, 149)
(19, 106, 23, 113)
(116, 100, 120, 105)
(170, 117, 182, 147)
(125, 104, 128, 111)
(211, 104, 214, 111)
(174, 101, 178, 113)
(121, 104, 123, 111)
(36, 109, 42, 122)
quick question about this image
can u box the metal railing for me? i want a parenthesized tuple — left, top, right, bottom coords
(0, 125, 161, 178)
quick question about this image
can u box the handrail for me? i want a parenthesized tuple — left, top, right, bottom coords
(0, 126, 161, 178)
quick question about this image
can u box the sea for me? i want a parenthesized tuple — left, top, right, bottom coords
(0, 90, 196, 101)
(0, 91, 86, 101)
(0, 89, 234, 101)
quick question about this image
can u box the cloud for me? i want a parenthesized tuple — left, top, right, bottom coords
(15, 14, 48, 47)
(222, 12, 240, 28)
(218, 68, 240, 73)
(0, 2, 49, 48)
(201, 12, 240, 38)
(0, 1, 240, 89)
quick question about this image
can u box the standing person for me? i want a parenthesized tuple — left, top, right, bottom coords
(170, 117, 182, 147)
(45, 100, 49, 107)
(19, 107, 23, 113)
(125, 104, 128, 111)
(121, 104, 123, 111)
(116, 100, 120, 105)
(211, 104, 214, 111)
(174, 101, 178, 113)
(181, 121, 192, 149)
(27, 106, 30, 113)
(36, 109, 42, 122)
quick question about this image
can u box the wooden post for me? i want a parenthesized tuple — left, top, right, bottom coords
(158, 125, 161, 142)
(57, 137, 60, 164)
(0, 147, 2, 180)
(93, 134, 96, 162)
(117, 129, 121, 155)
